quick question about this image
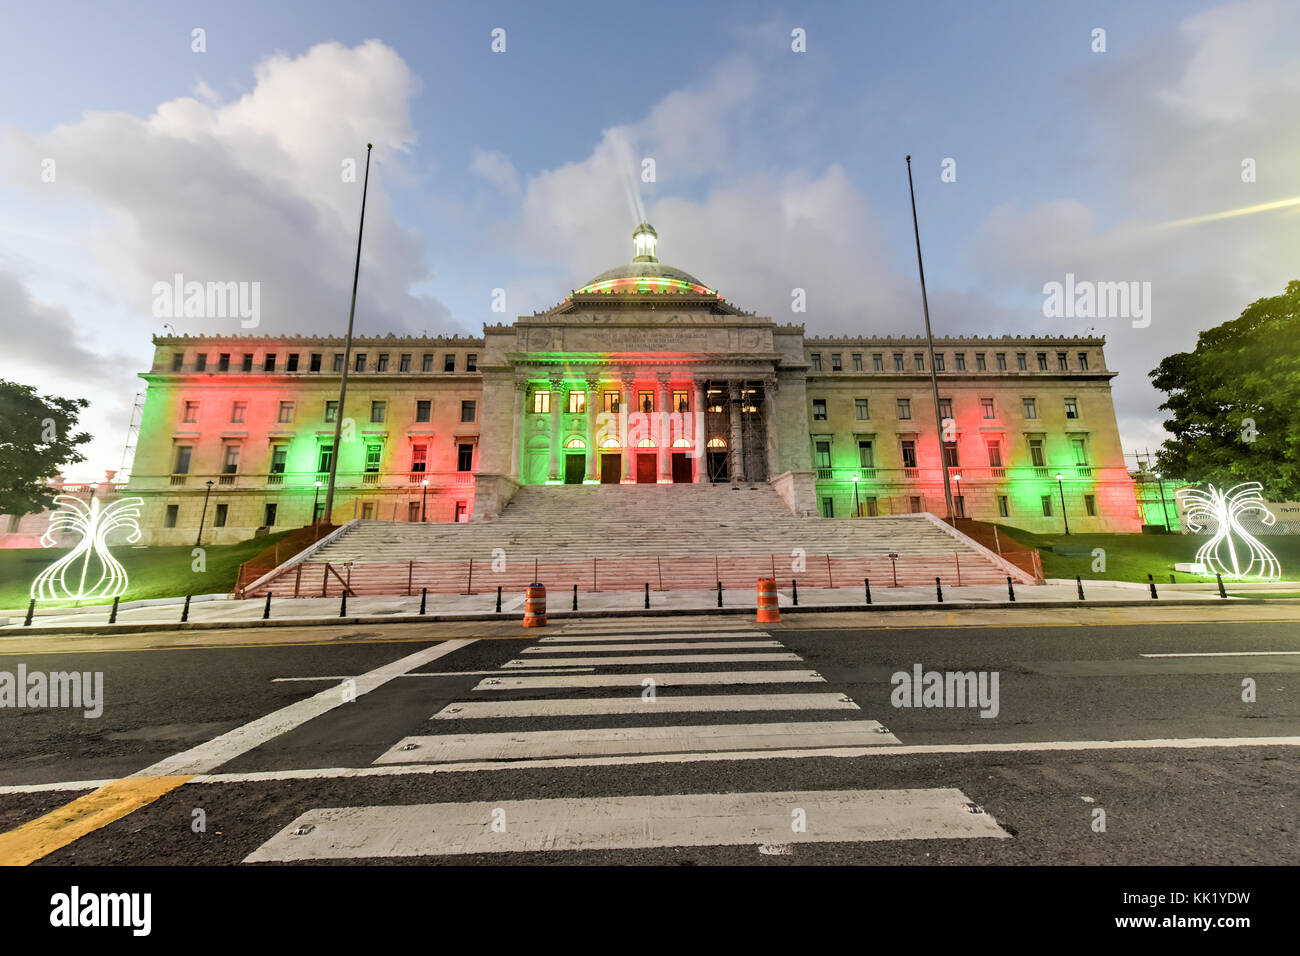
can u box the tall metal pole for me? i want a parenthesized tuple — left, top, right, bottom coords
(905, 156, 955, 524)
(322, 144, 373, 524)
(196, 479, 213, 547)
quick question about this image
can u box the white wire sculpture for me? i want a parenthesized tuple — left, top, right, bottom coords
(30, 495, 144, 601)
(1176, 482, 1280, 581)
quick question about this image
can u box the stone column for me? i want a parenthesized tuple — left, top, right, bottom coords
(621, 373, 636, 482)
(547, 373, 564, 482)
(761, 374, 779, 482)
(510, 378, 526, 480)
(657, 374, 672, 483)
(693, 379, 707, 482)
(585, 375, 600, 482)
(728, 381, 746, 484)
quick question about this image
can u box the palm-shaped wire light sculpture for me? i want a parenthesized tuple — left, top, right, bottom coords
(1176, 482, 1280, 581)
(30, 495, 144, 601)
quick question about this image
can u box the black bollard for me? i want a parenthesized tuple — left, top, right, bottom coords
(716, 580, 723, 607)
(1148, 574, 1159, 600)
(23, 599, 35, 627)
(495, 585, 502, 613)
(1169, 573, 1176, 584)
(935, 576, 943, 603)
(420, 587, 427, 615)
(572, 584, 578, 611)
(181, 594, 191, 622)
(791, 579, 799, 606)
(109, 596, 120, 624)
(1007, 576, 1016, 602)
(644, 582, 650, 609)
(1076, 576, 1085, 601)
(864, 577, 872, 605)
(339, 591, 348, 617)
(1216, 573, 1227, 599)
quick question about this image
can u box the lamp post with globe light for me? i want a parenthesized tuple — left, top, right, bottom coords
(1056, 473, 1070, 535)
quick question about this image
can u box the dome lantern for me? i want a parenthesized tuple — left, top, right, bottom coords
(632, 222, 658, 262)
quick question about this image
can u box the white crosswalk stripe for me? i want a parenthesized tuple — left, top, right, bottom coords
(431, 692, 860, 719)
(521, 640, 782, 652)
(474, 670, 825, 690)
(503, 652, 802, 668)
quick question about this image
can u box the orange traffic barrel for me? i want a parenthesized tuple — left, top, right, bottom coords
(756, 576, 780, 623)
(523, 583, 548, 627)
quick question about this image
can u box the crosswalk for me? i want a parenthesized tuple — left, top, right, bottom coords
(244, 618, 1009, 861)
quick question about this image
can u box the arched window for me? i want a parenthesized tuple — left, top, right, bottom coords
(564, 438, 586, 449)
(599, 438, 621, 449)
(637, 438, 656, 448)
(706, 437, 727, 448)
(671, 438, 693, 448)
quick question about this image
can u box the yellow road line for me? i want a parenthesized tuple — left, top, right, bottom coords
(0, 775, 192, 866)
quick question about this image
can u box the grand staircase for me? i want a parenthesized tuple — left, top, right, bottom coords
(243, 483, 1035, 596)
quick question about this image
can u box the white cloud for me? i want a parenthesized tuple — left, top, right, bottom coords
(470, 148, 521, 196)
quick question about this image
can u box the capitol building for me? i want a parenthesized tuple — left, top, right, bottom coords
(127, 224, 1142, 544)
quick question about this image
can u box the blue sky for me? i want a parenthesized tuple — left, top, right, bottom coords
(2, 0, 1298, 478)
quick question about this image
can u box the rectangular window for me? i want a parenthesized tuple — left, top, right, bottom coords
(214, 503, 228, 527)
(355, 353, 367, 372)
(222, 444, 240, 474)
(332, 354, 344, 372)
(242, 353, 254, 372)
(444, 354, 456, 372)
(1037, 353, 1048, 371)
(896, 398, 912, 420)
(986, 441, 1003, 468)
(821, 497, 835, 518)
(852, 354, 863, 371)
(287, 353, 299, 372)
(831, 353, 842, 371)
(858, 440, 874, 468)
(873, 354, 884, 371)
(416, 400, 431, 422)
(1072, 438, 1088, 465)
(363, 444, 381, 474)
(938, 398, 953, 421)
(909, 496, 922, 513)
(164, 504, 178, 528)
(422, 354, 433, 372)
(218, 353, 231, 372)
(231, 401, 247, 423)
(1041, 495, 1053, 517)
(1058, 352, 1068, 371)
(674, 390, 690, 413)
(855, 398, 869, 420)
(901, 439, 917, 469)
(399, 354, 411, 372)
(998, 495, 1009, 518)
(1065, 398, 1079, 419)
(310, 353, 322, 372)
(1016, 353, 1027, 371)
(935, 354, 945, 372)
(638, 392, 655, 413)
(981, 398, 995, 419)
(264, 503, 277, 527)
(270, 445, 287, 474)
(377, 354, 389, 372)
(534, 391, 550, 414)
(278, 401, 294, 423)
(812, 399, 827, 421)
(325, 401, 338, 422)
(263, 354, 276, 372)
(568, 390, 585, 414)
(196, 354, 208, 372)
(1084, 494, 1097, 517)
(171, 353, 184, 372)
(955, 353, 966, 371)
(1029, 438, 1046, 467)
(604, 391, 620, 413)
(943, 441, 959, 467)
(894, 353, 904, 371)
(954, 495, 966, 518)
(411, 444, 427, 472)
(466, 354, 478, 372)
(814, 441, 831, 468)
(461, 400, 476, 422)
(914, 353, 925, 371)
(457, 443, 474, 472)
(317, 445, 333, 473)
(810, 353, 823, 371)
(996, 353, 1007, 371)
(183, 401, 199, 423)
(1022, 398, 1037, 420)
(174, 446, 192, 474)
(976, 353, 986, 371)
(1078, 352, 1089, 370)
(370, 401, 386, 423)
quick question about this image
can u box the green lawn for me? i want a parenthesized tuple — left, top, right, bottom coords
(0, 530, 294, 610)
(984, 523, 1300, 585)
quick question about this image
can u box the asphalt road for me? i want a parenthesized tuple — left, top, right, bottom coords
(0, 606, 1296, 866)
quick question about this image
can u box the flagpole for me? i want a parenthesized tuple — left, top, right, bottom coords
(321, 143, 372, 525)
(905, 155, 955, 524)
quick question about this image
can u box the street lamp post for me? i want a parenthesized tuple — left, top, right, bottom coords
(312, 480, 322, 525)
(852, 474, 860, 518)
(1056, 473, 1070, 535)
(196, 479, 214, 547)
(1154, 471, 1171, 531)
(421, 478, 429, 522)
(953, 473, 961, 519)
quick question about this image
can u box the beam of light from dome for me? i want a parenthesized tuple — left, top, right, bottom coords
(1156, 195, 1300, 229)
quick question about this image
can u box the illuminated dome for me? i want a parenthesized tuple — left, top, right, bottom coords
(572, 222, 716, 296)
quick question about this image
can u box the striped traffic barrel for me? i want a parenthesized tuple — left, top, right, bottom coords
(523, 583, 548, 627)
(756, 576, 780, 623)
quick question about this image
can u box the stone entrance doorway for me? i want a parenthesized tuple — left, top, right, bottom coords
(600, 453, 621, 484)
(636, 453, 656, 484)
(564, 453, 585, 484)
(671, 453, 692, 483)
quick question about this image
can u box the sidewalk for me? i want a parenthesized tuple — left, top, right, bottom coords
(1, 579, 1287, 635)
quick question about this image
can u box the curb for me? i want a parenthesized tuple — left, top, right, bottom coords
(0, 596, 1289, 637)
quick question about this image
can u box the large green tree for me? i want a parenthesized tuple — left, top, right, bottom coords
(1150, 280, 1300, 499)
(0, 380, 93, 517)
